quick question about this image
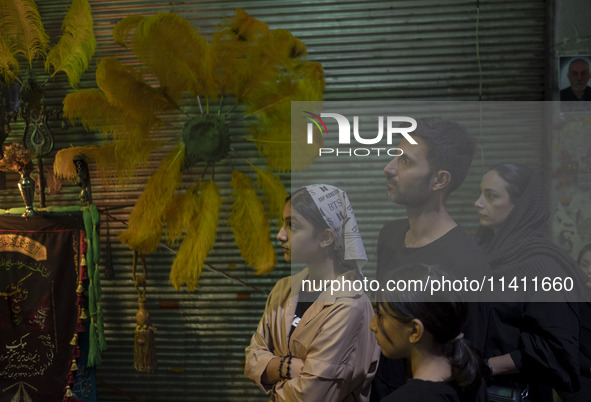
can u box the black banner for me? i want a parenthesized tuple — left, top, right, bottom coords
(0, 214, 83, 402)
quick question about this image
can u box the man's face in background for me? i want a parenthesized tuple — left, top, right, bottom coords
(568, 60, 590, 92)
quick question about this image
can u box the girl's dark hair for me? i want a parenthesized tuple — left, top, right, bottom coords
(578, 243, 591, 266)
(488, 163, 532, 203)
(287, 188, 357, 273)
(377, 264, 481, 392)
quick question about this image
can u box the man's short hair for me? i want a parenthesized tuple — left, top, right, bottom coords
(569, 58, 590, 70)
(413, 117, 475, 194)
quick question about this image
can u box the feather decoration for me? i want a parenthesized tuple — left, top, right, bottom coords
(45, 0, 96, 88)
(63, 88, 156, 168)
(294, 61, 326, 102)
(247, 60, 325, 172)
(93, 140, 160, 184)
(238, 29, 307, 106)
(0, 36, 19, 83)
(229, 170, 275, 274)
(112, 14, 143, 47)
(209, 9, 269, 97)
(96, 57, 176, 126)
(249, 163, 288, 220)
(119, 143, 185, 254)
(53, 145, 99, 179)
(63, 89, 125, 134)
(53, 140, 159, 184)
(115, 13, 214, 101)
(170, 180, 221, 291)
(164, 183, 199, 246)
(0, 0, 49, 66)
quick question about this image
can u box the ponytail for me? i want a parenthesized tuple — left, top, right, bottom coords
(379, 264, 483, 393)
(443, 336, 482, 392)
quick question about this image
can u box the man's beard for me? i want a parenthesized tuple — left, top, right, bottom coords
(386, 175, 432, 206)
(571, 82, 589, 92)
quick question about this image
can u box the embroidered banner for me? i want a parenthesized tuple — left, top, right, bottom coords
(0, 214, 83, 402)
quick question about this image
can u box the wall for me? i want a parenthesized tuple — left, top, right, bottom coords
(551, 0, 591, 260)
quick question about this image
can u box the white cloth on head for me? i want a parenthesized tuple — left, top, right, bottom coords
(303, 184, 367, 270)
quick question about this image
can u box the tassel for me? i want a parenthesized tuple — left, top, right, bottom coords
(65, 386, 74, 398)
(76, 282, 84, 294)
(66, 371, 75, 385)
(81, 235, 87, 254)
(70, 360, 79, 371)
(134, 299, 157, 373)
(80, 308, 88, 320)
(70, 333, 78, 346)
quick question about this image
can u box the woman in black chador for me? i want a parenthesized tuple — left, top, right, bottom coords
(474, 163, 588, 401)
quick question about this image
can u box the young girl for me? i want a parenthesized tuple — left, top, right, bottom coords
(245, 184, 380, 401)
(370, 264, 485, 402)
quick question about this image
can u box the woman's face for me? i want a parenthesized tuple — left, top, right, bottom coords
(580, 251, 591, 282)
(276, 201, 324, 264)
(369, 303, 412, 360)
(474, 170, 515, 233)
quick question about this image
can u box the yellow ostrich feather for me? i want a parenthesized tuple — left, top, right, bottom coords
(238, 29, 307, 107)
(209, 9, 270, 98)
(53, 145, 100, 180)
(63, 89, 125, 133)
(44, 0, 95, 88)
(170, 180, 221, 291)
(0, 36, 19, 82)
(229, 171, 275, 274)
(114, 13, 214, 101)
(294, 61, 326, 101)
(92, 140, 160, 183)
(96, 57, 176, 125)
(53, 141, 159, 184)
(230, 8, 269, 42)
(112, 14, 143, 46)
(0, 0, 49, 66)
(63, 88, 156, 168)
(164, 183, 199, 246)
(119, 143, 185, 253)
(246, 60, 325, 172)
(250, 163, 288, 220)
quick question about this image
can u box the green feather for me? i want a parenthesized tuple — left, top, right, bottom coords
(45, 0, 96, 88)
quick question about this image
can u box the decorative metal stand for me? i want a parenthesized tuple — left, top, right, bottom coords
(18, 167, 35, 217)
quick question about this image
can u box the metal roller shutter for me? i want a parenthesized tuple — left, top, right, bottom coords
(0, 1, 548, 400)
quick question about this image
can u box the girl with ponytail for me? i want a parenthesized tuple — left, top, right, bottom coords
(370, 264, 486, 402)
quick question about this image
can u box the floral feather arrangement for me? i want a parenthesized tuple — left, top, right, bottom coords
(54, 10, 325, 289)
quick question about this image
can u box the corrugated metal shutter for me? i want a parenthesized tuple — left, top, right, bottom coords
(0, 1, 548, 401)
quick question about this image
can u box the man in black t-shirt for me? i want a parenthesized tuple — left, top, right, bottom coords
(371, 118, 490, 402)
